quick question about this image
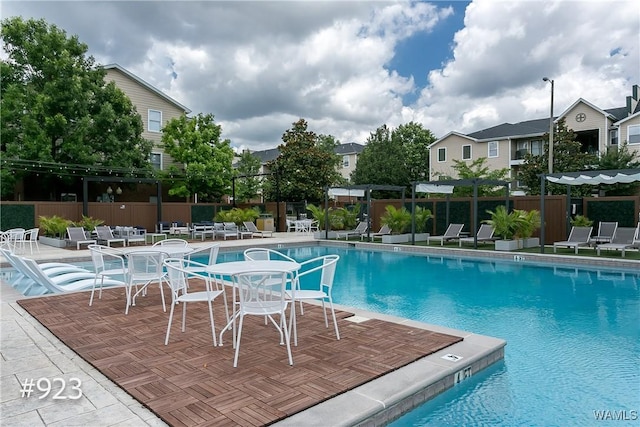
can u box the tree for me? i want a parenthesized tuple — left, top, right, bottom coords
(595, 142, 640, 195)
(161, 113, 234, 202)
(442, 158, 510, 197)
(518, 118, 598, 195)
(263, 119, 342, 203)
(234, 150, 262, 202)
(393, 122, 435, 182)
(0, 17, 153, 199)
(352, 125, 407, 190)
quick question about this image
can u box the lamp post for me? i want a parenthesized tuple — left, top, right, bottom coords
(543, 77, 554, 174)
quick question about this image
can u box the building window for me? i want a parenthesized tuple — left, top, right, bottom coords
(609, 129, 619, 145)
(150, 152, 162, 170)
(488, 141, 498, 158)
(437, 147, 446, 162)
(531, 140, 543, 156)
(462, 145, 471, 160)
(516, 141, 528, 159)
(627, 125, 639, 144)
(342, 155, 349, 168)
(148, 110, 162, 133)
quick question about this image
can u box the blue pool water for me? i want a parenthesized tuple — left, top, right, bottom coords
(9, 247, 639, 425)
(264, 247, 640, 427)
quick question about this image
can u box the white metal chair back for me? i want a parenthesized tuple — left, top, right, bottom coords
(87, 244, 127, 306)
(125, 251, 168, 314)
(243, 247, 296, 262)
(23, 228, 40, 254)
(230, 269, 293, 367)
(153, 238, 188, 247)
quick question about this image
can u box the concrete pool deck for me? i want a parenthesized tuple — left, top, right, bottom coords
(9, 234, 633, 425)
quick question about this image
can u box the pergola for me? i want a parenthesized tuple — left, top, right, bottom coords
(412, 179, 510, 248)
(321, 184, 406, 240)
(539, 168, 640, 253)
(82, 176, 163, 222)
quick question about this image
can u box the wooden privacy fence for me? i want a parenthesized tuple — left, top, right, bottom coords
(1, 197, 638, 244)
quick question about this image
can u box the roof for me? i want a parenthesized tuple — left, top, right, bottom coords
(466, 118, 550, 140)
(613, 110, 640, 126)
(249, 143, 363, 164)
(102, 64, 191, 114)
(334, 142, 364, 155)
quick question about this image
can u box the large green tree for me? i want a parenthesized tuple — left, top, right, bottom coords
(518, 118, 598, 195)
(263, 119, 342, 203)
(393, 121, 435, 182)
(595, 142, 640, 195)
(443, 158, 510, 197)
(234, 150, 262, 202)
(351, 125, 407, 188)
(0, 17, 152, 199)
(161, 113, 234, 202)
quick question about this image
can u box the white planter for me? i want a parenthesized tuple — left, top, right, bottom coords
(314, 231, 339, 239)
(39, 236, 68, 248)
(413, 233, 430, 242)
(495, 239, 522, 251)
(522, 237, 540, 248)
(381, 234, 410, 244)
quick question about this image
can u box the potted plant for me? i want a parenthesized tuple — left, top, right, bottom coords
(74, 215, 104, 233)
(413, 206, 433, 242)
(484, 206, 522, 251)
(570, 215, 593, 227)
(38, 215, 72, 248)
(380, 205, 411, 244)
(514, 209, 541, 248)
(307, 204, 340, 239)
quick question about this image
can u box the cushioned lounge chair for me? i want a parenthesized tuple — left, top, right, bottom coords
(427, 223, 464, 246)
(553, 226, 592, 254)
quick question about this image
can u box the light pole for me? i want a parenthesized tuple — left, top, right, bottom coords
(543, 77, 554, 174)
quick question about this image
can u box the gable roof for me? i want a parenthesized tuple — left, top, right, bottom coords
(466, 118, 550, 141)
(102, 63, 191, 114)
(556, 98, 617, 122)
(613, 110, 640, 126)
(428, 131, 476, 148)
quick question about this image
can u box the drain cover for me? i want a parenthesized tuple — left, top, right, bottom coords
(441, 353, 463, 361)
(345, 315, 370, 323)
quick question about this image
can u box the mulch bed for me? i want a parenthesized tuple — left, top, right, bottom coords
(18, 284, 462, 426)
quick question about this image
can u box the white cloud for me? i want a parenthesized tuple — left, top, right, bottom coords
(2, 0, 638, 152)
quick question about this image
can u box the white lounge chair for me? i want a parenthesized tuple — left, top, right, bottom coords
(553, 226, 593, 254)
(589, 221, 618, 245)
(596, 226, 639, 257)
(336, 222, 368, 240)
(365, 225, 391, 241)
(243, 221, 273, 238)
(94, 226, 126, 247)
(66, 227, 96, 250)
(459, 224, 495, 247)
(427, 223, 464, 246)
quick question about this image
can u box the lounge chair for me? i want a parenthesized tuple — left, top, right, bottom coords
(553, 226, 592, 254)
(459, 224, 495, 247)
(94, 226, 126, 247)
(589, 221, 618, 246)
(243, 221, 273, 238)
(365, 224, 391, 241)
(215, 222, 239, 240)
(336, 222, 368, 240)
(66, 227, 97, 250)
(427, 223, 464, 246)
(596, 226, 639, 257)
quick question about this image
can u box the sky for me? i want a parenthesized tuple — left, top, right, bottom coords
(1, 0, 639, 153)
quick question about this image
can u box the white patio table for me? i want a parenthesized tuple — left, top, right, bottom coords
(206, 260, 301, 346)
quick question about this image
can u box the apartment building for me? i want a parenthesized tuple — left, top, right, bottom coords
(428, 85, 640, 190)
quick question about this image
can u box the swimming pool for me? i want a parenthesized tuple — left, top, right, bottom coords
(7, 246, 639, 425)
(275, 247, 639, 426)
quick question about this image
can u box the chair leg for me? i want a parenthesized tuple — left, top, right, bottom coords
(164, 300, 177, 345)
(181, 299, 187, 332)
(328, 298, 340, 340)
(233, 315, 245, 367)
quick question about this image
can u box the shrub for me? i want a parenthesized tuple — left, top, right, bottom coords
(73, 215, 104, 231)
(380, 205, 411, 234)
(39, 215, 72, 238)
(414, 206, 433, 233)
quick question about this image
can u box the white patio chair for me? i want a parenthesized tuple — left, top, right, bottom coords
(230, 269, 293, 367)
(3, 228, 25, 253)
(20, 228, 40, 254)
(365, 224, 391, 241)
(553, 226, 593, 254)
(163, 258, 225, 347)
(427, 223, 465, 246)
(153, 238, 189, 247)
(88, 244, 128, 306)
(125, 251, 169, 314)
(286, 254, 340, 346)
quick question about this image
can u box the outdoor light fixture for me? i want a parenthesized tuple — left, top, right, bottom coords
(543, 77, 554, 174)
(116, 186, 122, 195)
(106, 186, 113, 194)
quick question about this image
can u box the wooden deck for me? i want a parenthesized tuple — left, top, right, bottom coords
(18, 283, 462, 426)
